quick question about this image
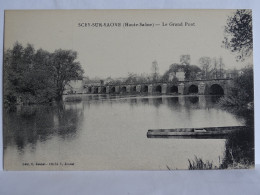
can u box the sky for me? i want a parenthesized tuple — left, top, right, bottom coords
(4, 9, 253, 79)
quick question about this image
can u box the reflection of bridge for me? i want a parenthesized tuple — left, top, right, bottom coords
(82, 79, 233, 95)
(63, 93, 222, 109)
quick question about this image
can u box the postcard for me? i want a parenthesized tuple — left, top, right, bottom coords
(3, 9, 254, 170)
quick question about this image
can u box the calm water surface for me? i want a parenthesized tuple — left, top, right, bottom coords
(4, 95, 244, 170)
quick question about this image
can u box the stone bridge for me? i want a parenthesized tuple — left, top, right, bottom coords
(82, 79, 233, 95)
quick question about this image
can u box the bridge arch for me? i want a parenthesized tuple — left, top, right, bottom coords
(142, 85, 148, 93)
(102, 87, 106, 93)
(121, 86, 127, 93)
(132, 86, 137, 92)
(188, 84, 198, 94)
(169, 85, 178, 93)
(94, 87, 98, 94)
(110, 86, 116, 93)
(88, 87, 92, 93)
(209, 84, 224, 95)
(155, 85, 162, 93)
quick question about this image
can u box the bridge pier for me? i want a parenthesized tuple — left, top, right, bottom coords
(148, 85, 153, 93)
(178, 83, 185, 95)
(162, 84, 167, 94)
(126, 85, 131, 93)
(198, 82, 206, 95)
(115, 86, 120, 93)
(98, 87, 102, 93)
(136, 85, 141, 93)
(91, 87, 95, 94)
(106, 86, 110, 94)
(84, 87, 89, 94)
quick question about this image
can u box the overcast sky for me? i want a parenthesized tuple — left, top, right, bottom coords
(4, 9, 253, 79)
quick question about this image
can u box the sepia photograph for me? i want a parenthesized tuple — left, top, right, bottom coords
(3, 9, 254, 170)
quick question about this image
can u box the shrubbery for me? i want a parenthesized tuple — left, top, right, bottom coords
(218, 67, 253, 108)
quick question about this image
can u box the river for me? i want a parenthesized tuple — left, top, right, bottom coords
(3, 95, 244, 170)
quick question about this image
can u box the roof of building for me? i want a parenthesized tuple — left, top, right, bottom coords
(65, 80, 83, 89)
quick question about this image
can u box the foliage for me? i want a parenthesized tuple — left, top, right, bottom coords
(51, 49, 84, 100)
(217, 67, 254, 169)
(218, 105, 254, 169)
(188, 156, 217, 170)
(220, 127, 254, 169)
(120, 72, 151, 84)
(162, 63, 201, 81)
(215, 11, 254, 169)
(180, 54, 190, 65)
(4, 42, 84, 105)
(151, 60, 159, 81)
(218, 67, 253, 107)
(199, 57, 211, 79)
(223, 10, 253, 61)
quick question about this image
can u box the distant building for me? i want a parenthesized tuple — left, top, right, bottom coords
(176, 68, 185, 81)
(64, 80, 83, 94)
(104, 78, 114, 85)
(168, 72, 175, 81)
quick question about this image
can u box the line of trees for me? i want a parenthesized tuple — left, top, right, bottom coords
(220, 9, 253, 107)
(4, 42, 84, 105)
(198, 56, 226, 79)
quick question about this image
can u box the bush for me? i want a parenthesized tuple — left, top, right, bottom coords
(218, 67, 253, 107)
(188, 156, 218, 170)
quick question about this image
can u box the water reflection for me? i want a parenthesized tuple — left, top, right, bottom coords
(4, 95, 243, 170)
(5, 95, 231, 152)
(188, 96, 199, 104)
(219, 105, 254, 168)
(4, 103, 83, 152)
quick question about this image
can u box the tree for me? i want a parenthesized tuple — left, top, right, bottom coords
(4, 42, 84, 105)
(199, 57, 211, 79)
(162, 63, 201, 81)
(125, 72, 137, 84)
(218, 57, 225, 78)
(151, 60, 159, 81)
(187, 65, 201, 80)
(219, 66, 253, 107)
(4, 43, 57, 104)
(223, 9, 253, 61)
(51, 49, 84, 101)
(180, 54, 190, 65)
(212, 58, 218, 79)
